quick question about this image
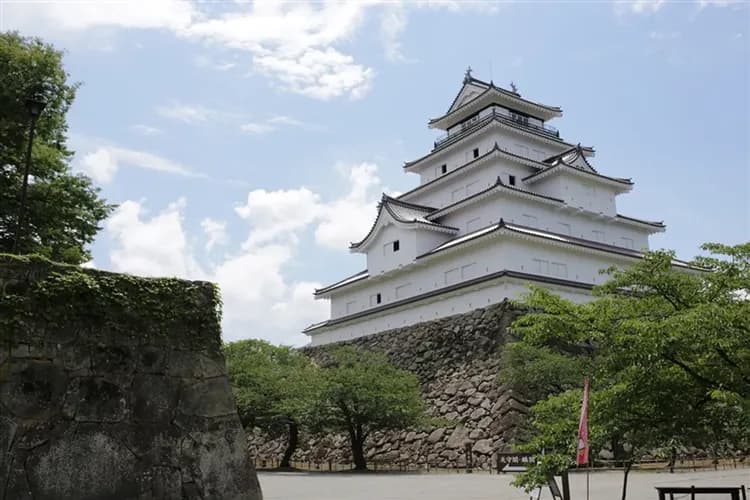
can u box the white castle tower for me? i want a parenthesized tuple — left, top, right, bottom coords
(304, 70, 667, 346)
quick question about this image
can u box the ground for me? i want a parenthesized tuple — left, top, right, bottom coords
(258, 468, 749, 500)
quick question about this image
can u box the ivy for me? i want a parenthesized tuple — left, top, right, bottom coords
(0, 253, 222, 349)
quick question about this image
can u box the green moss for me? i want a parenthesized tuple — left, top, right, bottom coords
(0, 254, 222, 349)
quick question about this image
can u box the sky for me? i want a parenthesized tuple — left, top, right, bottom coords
(1, 0, 748, 346)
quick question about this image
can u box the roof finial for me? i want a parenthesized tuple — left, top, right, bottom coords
(464, 65, 473, 83)
(510, 81, 518, 94)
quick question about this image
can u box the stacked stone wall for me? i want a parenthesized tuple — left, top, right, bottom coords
(0, 255, 262, 500)
(250, 300, 530, 470)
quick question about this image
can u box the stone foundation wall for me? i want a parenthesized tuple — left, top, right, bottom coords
(0, 256, 262, 500)
(249, 300, 530, 470)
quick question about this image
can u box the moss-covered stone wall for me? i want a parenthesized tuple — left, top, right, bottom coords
(0, 255, 262, 500)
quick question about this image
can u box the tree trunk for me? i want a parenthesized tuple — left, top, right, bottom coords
(350, 423, 367, 470)
(280, 419, 298, 468)
(620, 461, 633, 500)
(668, 446, 676, 473)
(561, 470, 571, 500)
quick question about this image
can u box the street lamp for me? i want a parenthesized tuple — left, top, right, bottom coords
(12, 96, 47, 254)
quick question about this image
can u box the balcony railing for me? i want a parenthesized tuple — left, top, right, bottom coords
(434, 109, 560, 149)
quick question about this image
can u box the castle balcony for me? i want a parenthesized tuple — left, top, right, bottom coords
(433, 108, 560, 150)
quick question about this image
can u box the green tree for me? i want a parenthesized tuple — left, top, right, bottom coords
(310, 346, 426, 470)
(502, 243, 750, 499)
(0, 32, 112, 263)
(224, 339, 320, 468)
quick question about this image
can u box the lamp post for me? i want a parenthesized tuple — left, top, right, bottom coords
(12, 96, 47, 254)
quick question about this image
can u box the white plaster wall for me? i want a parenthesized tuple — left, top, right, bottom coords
(532, 175, 618, 216)
(416, 125, 564, 185)
(326, 231, 638, 320)
(407, 157, 537, 208)
(364, 223, 416, 278)
(436, 190, 650, 249)
(310, 279, 591, 346)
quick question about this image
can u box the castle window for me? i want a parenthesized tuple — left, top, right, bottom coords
(393, 240, 400, 252)
(473, 148, 479, 159)
(508, 175, 516, 186)
(370, 293, 382, 306)
(441, 164, 447, 174)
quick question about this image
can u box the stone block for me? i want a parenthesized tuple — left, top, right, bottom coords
(426, 428, 445, 443)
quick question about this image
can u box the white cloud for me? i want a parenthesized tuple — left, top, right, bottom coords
(3, 1, 485, 100)
(78, 145, 204, 184)
(235, 187, 321, 247)
(106, 198, 206, 279)
(614, 0, 666, 15)
(156, 103, 218, 124)
(240, 114, 308, 135)
(131, 124, 163, 136)
(101, 162, 386, 344)
(201, 218, 229, 251)
(2, 0, 196, 32)
(104, 197, 328, 345)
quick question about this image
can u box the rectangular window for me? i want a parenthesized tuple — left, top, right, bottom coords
(508, 175, 516, 186)
(346, 300, 357, 314)
(620, 237, 634, 249)
(461, 263, 477, 280)
(395, 283, 411, 299)
(451, 187, 465, 201)
(441, 164, 447, 174)
(557, 222, 571, 235)
(473, 148, 479, 159)
(551, 262, 568, 278)
(393, 240, 400, 252)
(533, 258, 549, 275)
(370, 293, 382, 306)
(465, 180, 479, 196)
(466, 217, 482, 232)
(444, 268, 460, 285)
(522, 214, 537, 226)
(592, 230, 605, 242)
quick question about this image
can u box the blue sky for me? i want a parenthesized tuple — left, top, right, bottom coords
(2, 0, 747, 345)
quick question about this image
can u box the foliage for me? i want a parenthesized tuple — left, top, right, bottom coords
(309, 346, 426, 470)
(0, 32, 112, 264)
(223, 339, 321, 466)
(501, 243, 750, 494)
(0, 254, 222, 349)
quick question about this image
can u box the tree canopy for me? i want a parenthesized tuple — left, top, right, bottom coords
(501, 243, 750, 498)
(309, 346, 426, 470)
(0, 32, 111, 263)
(224, 339, 320, 468)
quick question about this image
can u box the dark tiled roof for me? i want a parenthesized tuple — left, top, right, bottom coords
(426, 176, 565, 220)
(522, 161, 632, 186)
(435, 76, 562, 123)
(314, 269, 369, 296)
(404, 114, 579, 170)
(542, 144, 597, 172)
(349, 194, 458, 250)
(615, 214, 665, 228)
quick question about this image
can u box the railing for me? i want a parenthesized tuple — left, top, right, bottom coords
(433, 108, 560, 149)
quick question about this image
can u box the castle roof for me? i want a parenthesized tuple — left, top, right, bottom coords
(314, 220, 681, 298)
(522, 154, 633, 191)
(431, 75, 562, 129)
(403, 113, 592, 171)
(349, 195, 458, 252)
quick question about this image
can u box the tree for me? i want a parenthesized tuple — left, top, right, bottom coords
(224, 339, 320, 468)
(309, 346, 426, 470)
(501, 243, 750, 499)
(0, 32, 112, 263)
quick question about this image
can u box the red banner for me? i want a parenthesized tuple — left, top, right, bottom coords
(576, 377, 590, 466)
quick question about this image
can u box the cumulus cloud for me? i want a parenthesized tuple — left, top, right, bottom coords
(78, 145, 204, 184)
(102, 162, 386, 344)
(201, 218, 229, 251)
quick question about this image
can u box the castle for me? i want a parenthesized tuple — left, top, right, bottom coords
(304, 70, 669, 346)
